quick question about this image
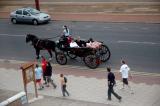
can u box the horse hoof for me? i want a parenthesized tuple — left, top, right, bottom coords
(39, 55, 42, 58)
(49, 58, 52, 61)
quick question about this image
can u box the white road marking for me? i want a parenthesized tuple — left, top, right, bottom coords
(0, 33, 159, 46)
(0, 33, 25, 37)
(117, 40, 160, 45)
(141, 27, 149, 30)
(104, 26, 111, 29)
(122, 27, 129, 30)
(85, 25, 92, 28)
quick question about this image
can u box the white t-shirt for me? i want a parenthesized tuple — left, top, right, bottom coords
(35, 67, 42, 80)
(120, 64, 130, 78)
(63, 29, 70, 36)
(70, 42, 79, 47)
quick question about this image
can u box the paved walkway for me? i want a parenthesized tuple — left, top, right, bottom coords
(0, 60, 160, 106)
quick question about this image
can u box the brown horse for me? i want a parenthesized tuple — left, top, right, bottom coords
(26, 34, 56, 59)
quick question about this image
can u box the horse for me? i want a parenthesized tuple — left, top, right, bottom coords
(26, 34, 56, 59)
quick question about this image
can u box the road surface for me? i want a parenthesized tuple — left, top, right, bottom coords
(0, 19, 160, 73)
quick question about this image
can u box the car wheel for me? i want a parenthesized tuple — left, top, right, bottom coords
(12, 18, 17, 24)
(33, 19, 38, 25)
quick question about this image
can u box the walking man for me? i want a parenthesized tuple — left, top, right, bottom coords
(119, 60, 134, 94)
(107, 67, 122, 102)
(60, 74, 69, 97)
(45, 62, 57, 89)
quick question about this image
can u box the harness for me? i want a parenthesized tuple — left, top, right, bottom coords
(36, 39, 40, 47)
(35, 39, 51, 51)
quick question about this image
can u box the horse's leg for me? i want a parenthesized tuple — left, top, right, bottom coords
(47, 49, 52, 60)
(36, 49, 40, 59)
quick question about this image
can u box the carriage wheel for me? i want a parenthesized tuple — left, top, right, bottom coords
(98, 45, 111, 62)
(67, 51, 77, 59)
(55, 52, 67, 65)
(83, 55, 99, 69)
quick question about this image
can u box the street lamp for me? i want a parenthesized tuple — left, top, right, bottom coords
(35, 0, 40, 10)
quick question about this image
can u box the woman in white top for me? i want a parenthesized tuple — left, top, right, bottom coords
(70, 39, 79, 48)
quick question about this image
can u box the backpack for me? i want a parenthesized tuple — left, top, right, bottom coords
(64, 77, 67, 83)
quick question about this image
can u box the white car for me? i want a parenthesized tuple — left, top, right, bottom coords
(10, 7, 51, 25)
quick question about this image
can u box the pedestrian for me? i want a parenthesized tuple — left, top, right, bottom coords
(41, 56, 47, 84)
(119, 60, 134, 94)
(35, 64, 44, 90)
(107, 67, 122, 102)
(60, 74, 69, 97)
(45, 61, 57, 89)
(75, 36, 86, 47)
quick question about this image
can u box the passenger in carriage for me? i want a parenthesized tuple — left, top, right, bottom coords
(86, 38, 102, 49)
(75, 36, 86, 47)
(87, 38, 94, 43)
(70, 39, 79, 48)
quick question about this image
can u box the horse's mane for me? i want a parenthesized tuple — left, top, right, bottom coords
(27, 34, 38, 39)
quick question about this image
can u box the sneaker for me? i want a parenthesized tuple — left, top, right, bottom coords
(131, 90, 134, 94)
(38, 88, 43, 90)
(43, 82, 47, 85)
(53, 85, 57, 89)
(46, 85, 50, 87)
(107, 98, 111, 101)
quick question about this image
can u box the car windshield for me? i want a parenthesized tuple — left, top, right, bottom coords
(27, 8, 40, 15)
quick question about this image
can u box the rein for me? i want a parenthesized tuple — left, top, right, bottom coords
(43, 35, 60, 40)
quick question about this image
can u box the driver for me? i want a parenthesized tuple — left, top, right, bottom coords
(60, 25, 72, 47)
(62, 25, 70, 37)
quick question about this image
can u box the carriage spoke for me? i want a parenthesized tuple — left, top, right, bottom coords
(56, 52, 67, 65)
(83, 55, 99, 69)
(98, 45, 111, 62)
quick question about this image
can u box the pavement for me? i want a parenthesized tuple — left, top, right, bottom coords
(0, 59, 160, 106)
(0, 0, 160, 23)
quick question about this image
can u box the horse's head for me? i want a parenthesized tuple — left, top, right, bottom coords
(26, 34, 37, 43)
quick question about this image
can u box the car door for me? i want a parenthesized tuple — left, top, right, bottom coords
(15, 10, 23, 22)
(22, 10, 33, 23)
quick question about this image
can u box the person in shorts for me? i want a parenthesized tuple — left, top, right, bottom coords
(35, 64, 44, 90)
(119, 60, 134, 94)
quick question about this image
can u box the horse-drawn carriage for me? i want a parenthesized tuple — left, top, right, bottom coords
(26, 34, 111, 69)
